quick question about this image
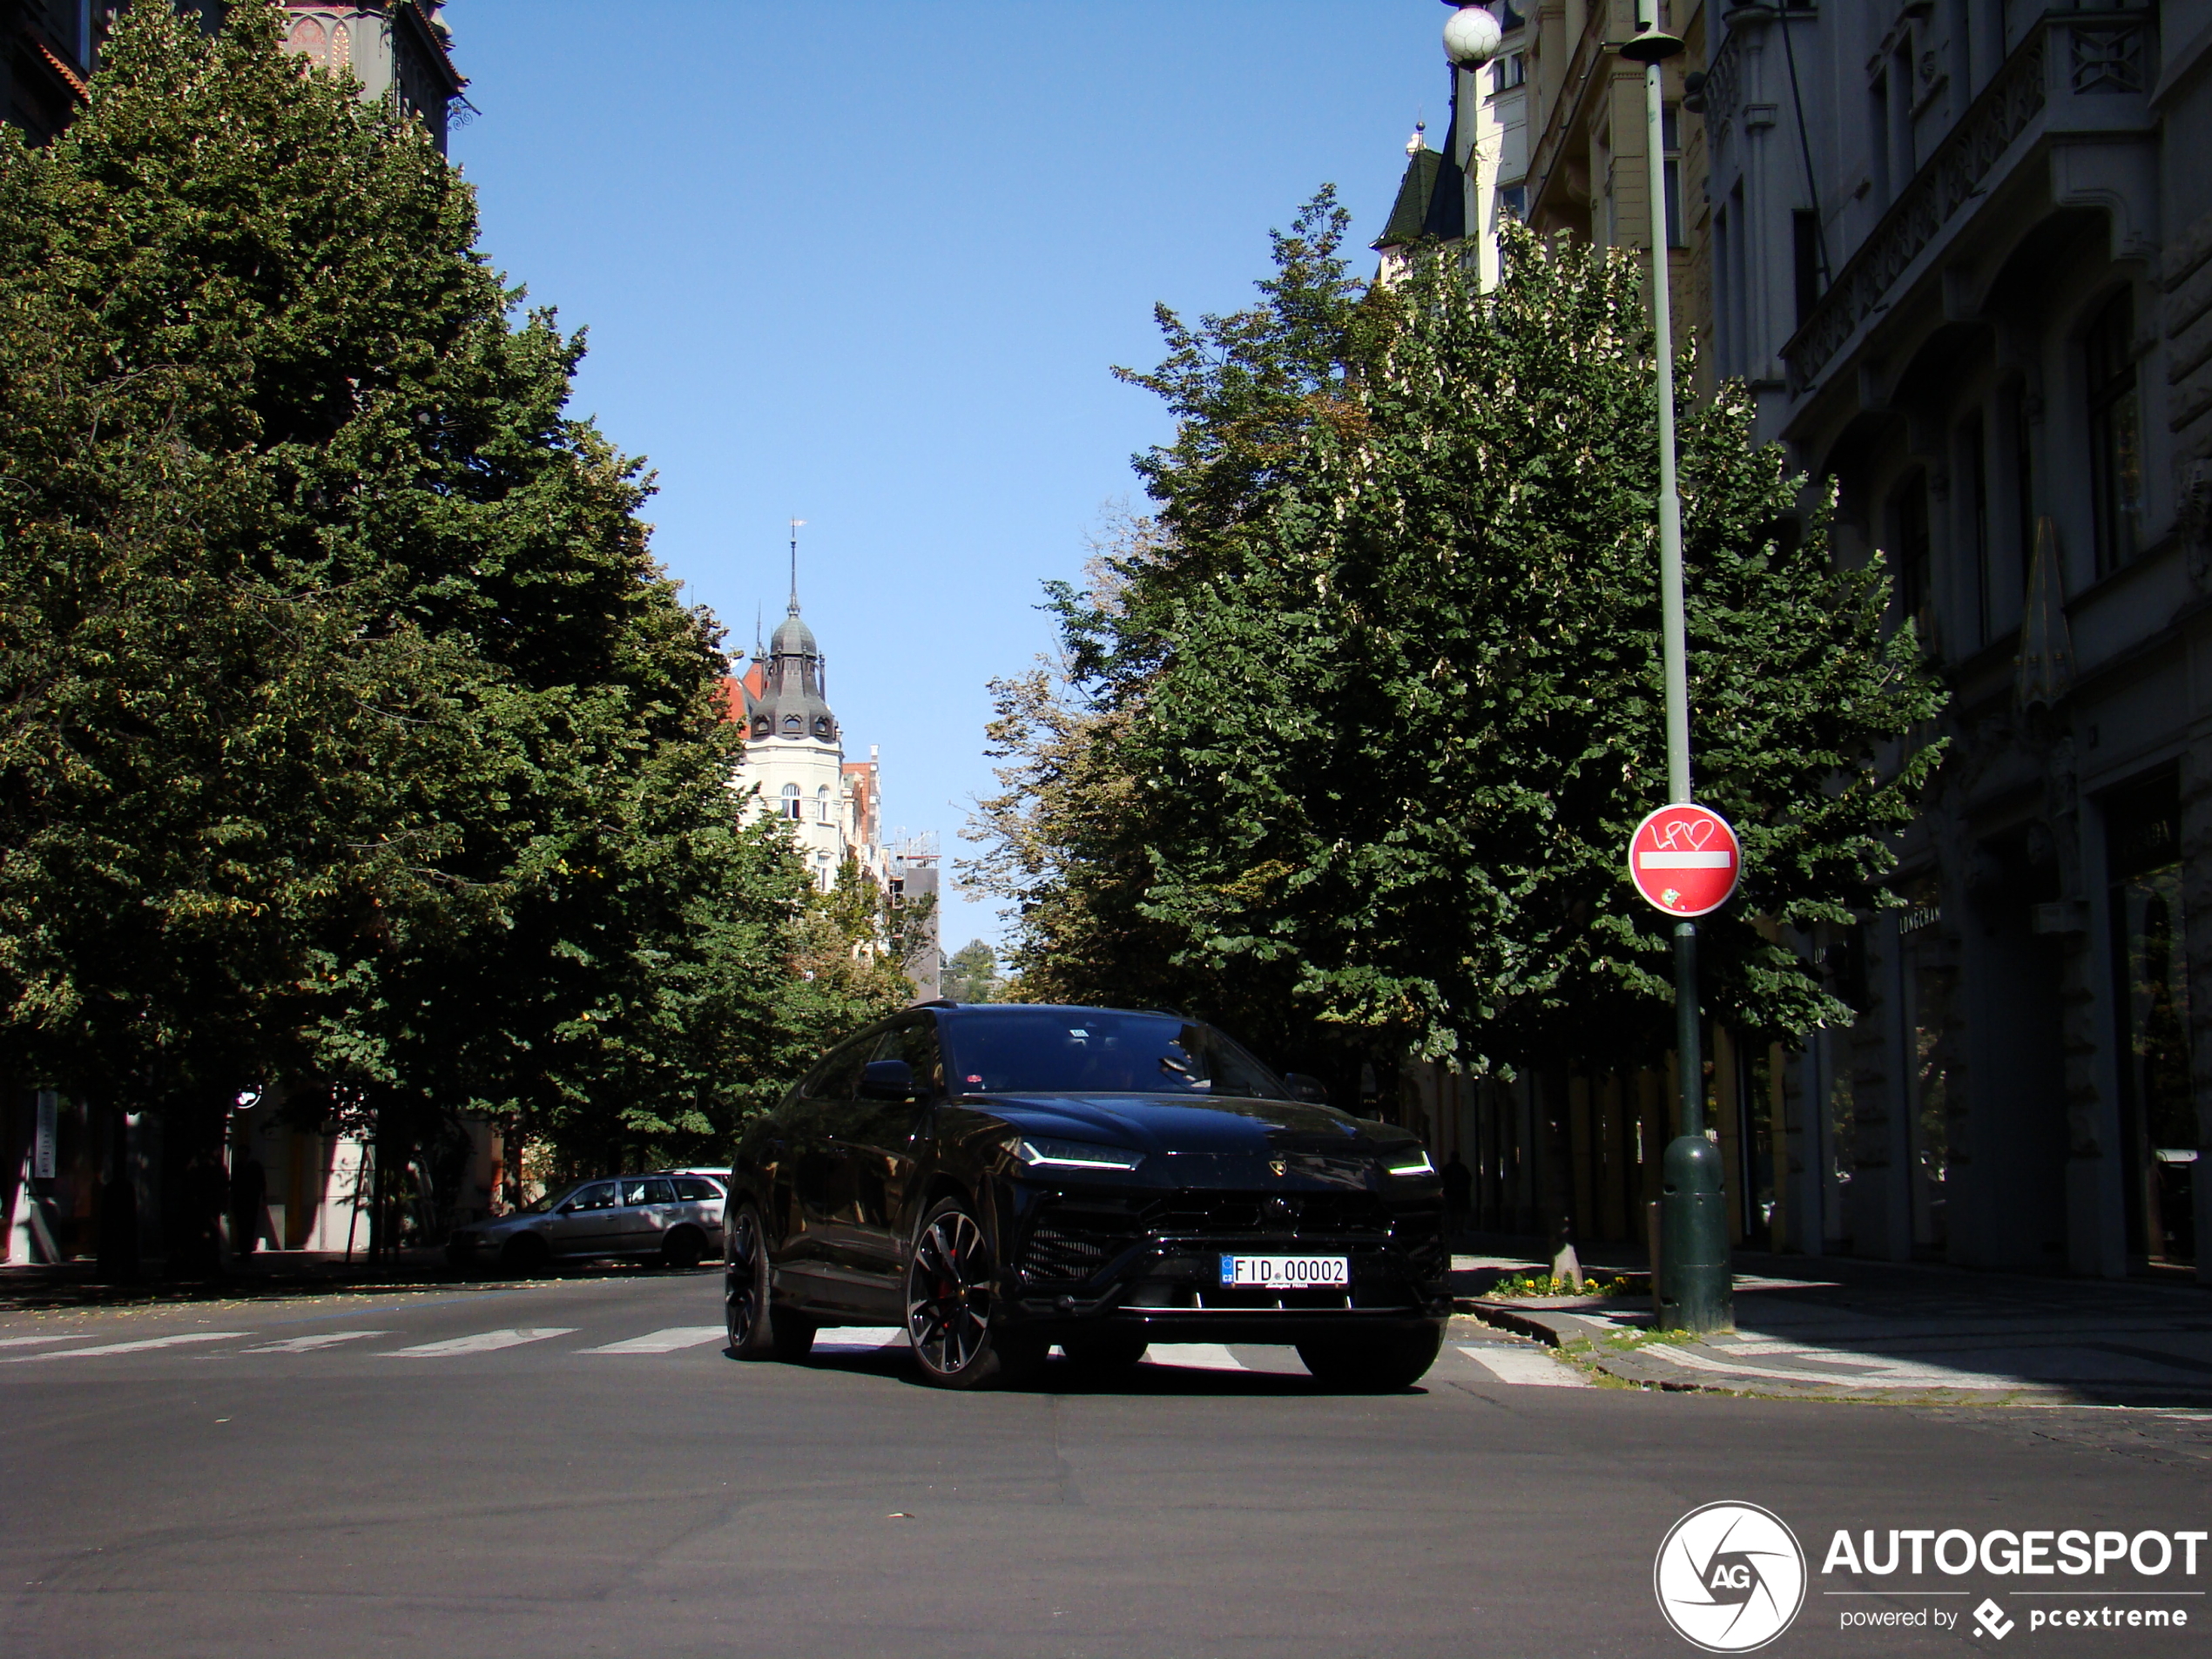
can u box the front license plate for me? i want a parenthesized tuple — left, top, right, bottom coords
(1218, 1254, 1350, 1290)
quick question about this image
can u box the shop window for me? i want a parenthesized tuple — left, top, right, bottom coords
(2085, 288, 2142, 577)
(2107, 772, 2192, 1267)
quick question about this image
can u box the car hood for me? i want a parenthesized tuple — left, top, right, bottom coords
(975, 1092, 1411, 1157)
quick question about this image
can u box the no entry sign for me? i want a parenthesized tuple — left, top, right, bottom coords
(1628, 803, 1742, 918)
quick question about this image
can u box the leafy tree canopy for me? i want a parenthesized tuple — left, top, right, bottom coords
(965, 192, 1943, 1083)
(0, 1, 890, 1241)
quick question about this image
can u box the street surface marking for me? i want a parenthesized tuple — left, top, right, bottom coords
(1456, 1345, 1592, 1387)
(1638, 1342, 2019, 1389)
(1, 1332, 248, 1364)
(237, 1332, 391, 1354)
(376, 1327, 577, 1358)
(1143, 1343, 1246, 1372)
(583, 1326, 727, 1354)
(814, 1325, 906, 1353)
(0, 1335, 93, 1349)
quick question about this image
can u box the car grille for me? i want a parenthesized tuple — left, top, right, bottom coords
(1018, 1190, 1440, 1287)
(1144, 1190, 1395, 1238)
(1016, 1199, 1144, 1283)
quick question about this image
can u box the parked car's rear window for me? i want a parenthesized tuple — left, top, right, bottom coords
(673, 1177, 722, 1201)
(944, 1011, 1288, 1099)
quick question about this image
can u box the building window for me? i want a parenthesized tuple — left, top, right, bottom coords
(817, 786, 832, 825)
(1791, 211, 1821, 328)
(1662, 105, 1684, 249)
(1490, 52, 1526, 96)
(1959, 412, 1993, 646)
(2007, 386, 2036, 598)
(1892, 471, 1932, 635)
(780, 783, 802, 821)
(1499, 185, 1527, 221)
(2085, 288, 2141, 577)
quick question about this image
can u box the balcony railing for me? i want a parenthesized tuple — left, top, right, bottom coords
(1781, 9, 2154, 393)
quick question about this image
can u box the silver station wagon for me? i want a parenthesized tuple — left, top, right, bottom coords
(446, 1173, 725, 1271)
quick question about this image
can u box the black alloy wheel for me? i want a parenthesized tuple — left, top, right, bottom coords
(725, 1204, 815, 1361)
(1294, 1324, 1444, 1392)
(660, 1228, 705, 1271)
(905, 1197, 1042, 1390)
(1058, 1332, 1149, 1375)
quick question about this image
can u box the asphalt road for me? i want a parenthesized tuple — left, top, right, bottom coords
(4, 1272, 2209, 1658)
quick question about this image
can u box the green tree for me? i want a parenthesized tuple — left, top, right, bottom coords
(941, 940, 1005, 1004)
(0, 0, 843, 1266)
(965, 192, 1943, 1095)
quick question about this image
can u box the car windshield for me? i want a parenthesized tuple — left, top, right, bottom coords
(516, 1182, 583, 1217)
(944, 1010, 1289, 1099)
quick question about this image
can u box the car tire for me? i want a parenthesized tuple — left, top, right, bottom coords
(1295, 1325, 1444, 1392)
(1058, 1333, 1149, 1375)
(499, 1232, 551, 1277)
(660, 1228, 705, 1271)
(725, 1204, 816, 1362)
(905, 1196, 1043, 1391)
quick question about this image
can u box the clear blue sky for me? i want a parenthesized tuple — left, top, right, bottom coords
(448, 1, 1453, 956)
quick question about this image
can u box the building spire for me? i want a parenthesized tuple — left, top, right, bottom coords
(788, 517, 805, 617)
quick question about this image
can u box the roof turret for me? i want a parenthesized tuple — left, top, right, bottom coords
(747, 524, 838, 745)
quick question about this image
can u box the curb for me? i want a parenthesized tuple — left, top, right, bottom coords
(1460, 1300, 2212, 1408)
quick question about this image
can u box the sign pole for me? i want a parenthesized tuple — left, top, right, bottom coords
(1623, 5, 1731, 1335)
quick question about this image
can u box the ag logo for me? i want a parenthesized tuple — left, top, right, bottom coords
(1654, 1501, 1806, 1652)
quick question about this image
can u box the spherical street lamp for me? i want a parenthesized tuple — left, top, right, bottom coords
(1440, 3, 1503, 70)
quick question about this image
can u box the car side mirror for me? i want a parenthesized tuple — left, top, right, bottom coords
(556, 1202, 576, 1214)
(859, 1058, 922, 1101)
(1284, 1072, 1330, 1105)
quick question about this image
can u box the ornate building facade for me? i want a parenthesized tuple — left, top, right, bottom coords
(726, 590, 885, 894)
(2, 1, 464, 152)
(720, 580, 942, 999)
(1701, 0, 2210, 1281)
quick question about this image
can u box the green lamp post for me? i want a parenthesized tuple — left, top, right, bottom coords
(1617, 4, 1732, 1335)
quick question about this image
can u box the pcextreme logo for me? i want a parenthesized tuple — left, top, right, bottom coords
(1654, 1501, 1809, 1653)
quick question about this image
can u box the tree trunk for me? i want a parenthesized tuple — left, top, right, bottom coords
(1537, 1069, 1583, 1289)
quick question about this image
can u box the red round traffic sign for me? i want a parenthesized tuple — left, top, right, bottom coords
(1627, 803, 1742, 918)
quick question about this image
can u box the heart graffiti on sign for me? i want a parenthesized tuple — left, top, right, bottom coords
(1627, 803, 1742, 918)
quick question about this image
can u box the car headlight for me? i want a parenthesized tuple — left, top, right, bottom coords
(1011, 1135, 1144, 1171)
(1383, 1150, 1435, 1177)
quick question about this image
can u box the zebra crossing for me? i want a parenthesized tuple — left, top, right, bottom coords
(0, 1318, 1586, 1386)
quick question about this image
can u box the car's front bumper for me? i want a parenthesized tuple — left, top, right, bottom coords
(1001, 1184, 1449, 1339)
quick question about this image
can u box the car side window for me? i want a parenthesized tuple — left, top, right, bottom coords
(673, 1177, 720, 1201)
(641, 1177, 676, 1204)
(569, 1182, 617, 1211)
(874, 1018, 944, 1098)
(800, 1032, 879, 1101)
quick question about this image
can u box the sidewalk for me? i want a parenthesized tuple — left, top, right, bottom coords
(1453, 1251, 2212, 1407)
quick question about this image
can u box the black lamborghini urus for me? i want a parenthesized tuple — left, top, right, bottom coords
(723, 1003, 1449, 1390)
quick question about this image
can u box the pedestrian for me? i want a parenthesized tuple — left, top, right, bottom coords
(229, 1154, 267, 1258)
(1442, 1150, 1473, 1245)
